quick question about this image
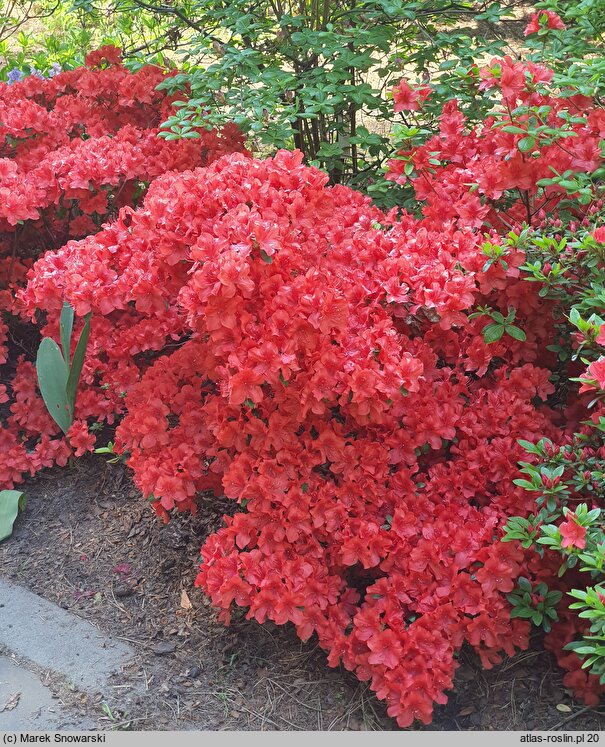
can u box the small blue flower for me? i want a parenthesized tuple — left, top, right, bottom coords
(29, 66, 45, 80)
(6, 68, 24, 84)
(48, 62, 62, 78)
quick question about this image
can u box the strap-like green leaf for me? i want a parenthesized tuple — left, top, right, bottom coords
(66, 312, 91, 414)
(36, 337, 71, 434)
(60, 302, 75, 366)
(0, 490, 26, 542)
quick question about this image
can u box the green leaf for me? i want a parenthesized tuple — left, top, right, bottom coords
(36, 337, 71, 434)
(518, 136, 537, 153)
(513, 478, 539, 490)
(510, 607, 535, 619)
(518, 439, 540, 454)
(0, 490, 26, 542)
(569, 307, 582, 327)
(66, 313, 91, 417)
(315, 141, 343, 159)
(518, 576, 532, 592)
(59, 302, 75, 366)
(506, 325, 527, 342)
(500, 125, 527, 135)
(483, 323, 504, 343)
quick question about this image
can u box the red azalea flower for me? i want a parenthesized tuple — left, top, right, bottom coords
(559, 517, 587, 550)
(524, 11, 566, 36)
(587, 358, 605, 389)
(392, 80, 430, 112)
(67, 420, 96, 457)
(593, 227, 605, 244)
(367, 628, 403, 669)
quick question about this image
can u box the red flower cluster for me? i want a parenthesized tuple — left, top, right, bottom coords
(0, 48, 246, 488)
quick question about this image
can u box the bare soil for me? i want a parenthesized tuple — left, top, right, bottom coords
(0, 457, 604, 731)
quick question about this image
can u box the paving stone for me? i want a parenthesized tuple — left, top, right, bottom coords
(0, 655, 96, 730)
(0, 579, 133, 693)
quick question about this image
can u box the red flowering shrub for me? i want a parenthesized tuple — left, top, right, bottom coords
(0, 47, 246, 488)
(18, 52, 605, 724)
(399, 49, 605, 701)
(22, 143, 562, 725)
(388, 56, 605, 709)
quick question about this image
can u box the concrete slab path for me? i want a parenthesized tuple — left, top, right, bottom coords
(0, 656, 96, 730)
(0, 578, 135, 730)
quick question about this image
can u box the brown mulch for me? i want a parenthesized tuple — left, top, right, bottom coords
(1, 456, 604, 731)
